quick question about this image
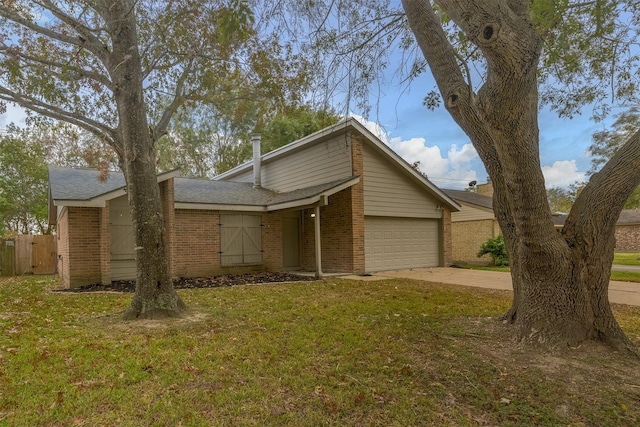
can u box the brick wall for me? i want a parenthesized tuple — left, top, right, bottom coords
(442, 209, 453, 266)
(161, 179, 175, 275)
(172, 209, 284, 278)
(301, 188, 355, 272)
(262, 211, 283, 271)
(65, 206, 102, 287)
(615, 225, 640, 251)
(451, 219, 499, 264)
(172, 209, 220, 277)
(350, 135, 365, 274)
(99, 202, 110, 285)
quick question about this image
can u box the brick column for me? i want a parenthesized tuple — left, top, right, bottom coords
(350, 134, 366, 274)
(99, 201, 111, 285)
(161, 178, 175, 277)
(442, 208, 452, 266)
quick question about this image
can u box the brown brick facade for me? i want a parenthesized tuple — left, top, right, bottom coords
(171, 209, 284, 278)
(451, 219, 500, 264)
(615, 224, 640, 251)
(64, 206, 103, 287)
(99, 201, 110, 285)
(350, 135, 365, 274)
(161, 179, 175, 274)
(172, 209, 220, 277)
(441, 209, 453, 266)
(301, 189, 356, 273)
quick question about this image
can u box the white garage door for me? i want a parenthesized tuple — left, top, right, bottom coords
(365, 216, 440, 272)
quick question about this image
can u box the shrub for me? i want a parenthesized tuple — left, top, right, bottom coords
(477, 234, 509, 266)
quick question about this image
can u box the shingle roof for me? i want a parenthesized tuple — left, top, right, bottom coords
(618, 209, 640, 225)
(48, 166, 126, 201)
(442, 189, 493, 210)
(174, 176, 357, 207)
(552, 210, 640, 227)
(49, 166, 358, 209)
(174, 178, 275, 206)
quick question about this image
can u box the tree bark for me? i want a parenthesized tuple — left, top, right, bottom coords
(99, 0, 185, 319)
(403, 0, 640, 354)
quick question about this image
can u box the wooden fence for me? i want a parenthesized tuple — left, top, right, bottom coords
(0, 235, 56, 277)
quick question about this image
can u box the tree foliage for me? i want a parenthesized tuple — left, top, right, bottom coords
(0, 126, 50, 234)
(588, 107, 640, 208)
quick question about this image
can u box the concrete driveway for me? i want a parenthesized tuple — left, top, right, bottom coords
(356, 267, 640, 307)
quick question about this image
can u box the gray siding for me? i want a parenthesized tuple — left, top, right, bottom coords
(228, 135, 353, 191)
(363, 144, 440, 218)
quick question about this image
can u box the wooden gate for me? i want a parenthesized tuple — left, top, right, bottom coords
(0, 239, 16, 276)
(32, 235, 56, 274)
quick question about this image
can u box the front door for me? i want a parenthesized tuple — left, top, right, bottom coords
(282, 211, 301, 268)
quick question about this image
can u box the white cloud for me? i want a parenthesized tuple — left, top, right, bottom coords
(350, 113, 479, 189)
(0, 104, 27, 128)
(541, 160, 585, 188)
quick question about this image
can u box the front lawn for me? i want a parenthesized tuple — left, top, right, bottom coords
(2, 276, 640, 425)
(614, 252, 640, 266)
(460, 262, 640, 283)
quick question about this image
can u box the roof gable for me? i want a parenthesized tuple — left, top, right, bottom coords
(215, 118, 459, 211)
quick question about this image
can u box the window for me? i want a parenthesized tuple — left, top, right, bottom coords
(220, 214, 262, 266)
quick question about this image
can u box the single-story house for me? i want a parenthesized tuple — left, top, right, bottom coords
(48, 118, 460, 288)
(442, 188, 498, 264)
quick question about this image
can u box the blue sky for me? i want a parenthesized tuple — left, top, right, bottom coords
(350, 70, 604, 191)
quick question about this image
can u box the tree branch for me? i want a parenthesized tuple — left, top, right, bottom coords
(35, 0, 110, 62)
(151, 60, 195, 141)
(401, 0, 470, 108)
(0, 43, 113, 90)
(0, 87, 118, 148)
(564, 129, 640, 254)
(0, 5, 90, 52)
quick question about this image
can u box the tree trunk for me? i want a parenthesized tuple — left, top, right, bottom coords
(100, 0, 185, 319)
(402, 0, 640, 354)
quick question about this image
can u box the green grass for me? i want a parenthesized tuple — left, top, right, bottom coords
(2, 276, 640, 426)
(460, 262, 640, 283)
(614, 252, 640, 266)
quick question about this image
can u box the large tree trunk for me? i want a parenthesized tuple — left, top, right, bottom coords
(403, 0, 640, 353)
(100, 0, 185, 319)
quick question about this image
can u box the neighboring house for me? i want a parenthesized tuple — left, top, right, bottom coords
(442, 189, 499, 264)
(48, 119, 460, 288)
(445, 180, 640, 263)
(553, 209, 640, 252)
